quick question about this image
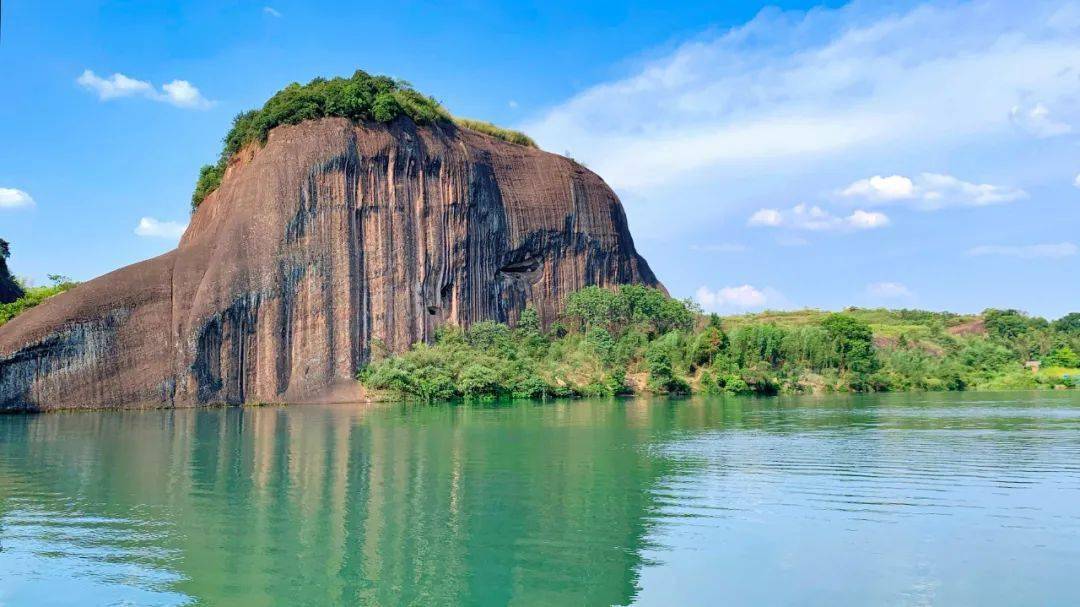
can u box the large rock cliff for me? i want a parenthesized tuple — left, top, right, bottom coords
(0, 118, 660, 410)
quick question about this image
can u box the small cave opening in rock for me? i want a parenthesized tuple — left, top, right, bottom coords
(427, 306, 438, 315)
(498, 256, 542, 278)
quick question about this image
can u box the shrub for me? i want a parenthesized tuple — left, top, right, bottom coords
(1045, 346, 1080, 368)
(459, 364, 504, 399)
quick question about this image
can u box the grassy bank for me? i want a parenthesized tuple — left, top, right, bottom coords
(359, 285, 1080, 401)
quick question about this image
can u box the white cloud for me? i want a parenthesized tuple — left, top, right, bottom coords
(840, 173, 1027, 209)
(524, 1, 1080, 193)
(695, 285, 779, 313)
(1010, 101, 1073, 138)
(263, 6, 282, 17)
(840, 175, 915, 202)
(747, 208, 782, 227)
(134, 217, 188, 239)
(160, 80, 211, 109)
(508, 100, 519, 109)
(866, 281, 913, 299)
(1074, 173, 1080, 188)
(748, 204, 889, 232)
(0, 188, 34, 209)
(76, 70, 153, 100)
(689, 243, 747, 253)
(967, 242, 1077, 259)
(77, 70, 212, 109)
(846, 209, 891, 229)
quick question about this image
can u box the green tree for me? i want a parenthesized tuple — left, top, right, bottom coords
(1045, 346, 1080, 368)
(1053, 313, 1080, 335)
(820, 313, 878, 376)
(687, 314, 727, 368)
(459, 364, 504, 398)
(983, 309, 1031, 340)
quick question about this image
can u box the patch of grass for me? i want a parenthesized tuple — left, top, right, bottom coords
(452, 118, 537, 148)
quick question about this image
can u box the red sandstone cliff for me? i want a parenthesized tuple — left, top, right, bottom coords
(0, 117, 660, 410)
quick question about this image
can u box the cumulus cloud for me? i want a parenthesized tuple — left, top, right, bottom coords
(748, 204, 888, 232)
(524, 1, 1080, 193)
(159, 80, 210, 108)
(866, 282, 914, 299)
(134, 217, 188, 239)
(967, 242, 1077, 259)
(0, 188, 35, 209)
(840, 173, 1027, 209)
(77, 70, 212, 109)
(263, 6, 282, 17)
(1074, 173, 1080, 188)
(747, 208, 782, 227)
(840, 175, 915, 202)
(75, 70, 153, 100)
(695, 284, 788, 313)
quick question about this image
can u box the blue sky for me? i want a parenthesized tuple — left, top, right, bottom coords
(1, 0, 1077, 318)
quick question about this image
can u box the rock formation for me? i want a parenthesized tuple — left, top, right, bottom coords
(0, 239, 24, 304)
(0, 118, 660, 410)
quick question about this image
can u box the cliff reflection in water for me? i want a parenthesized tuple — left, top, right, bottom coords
(0, 401, 690, 606)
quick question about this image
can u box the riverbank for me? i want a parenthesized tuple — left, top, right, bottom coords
(360, 286, 1080, 401)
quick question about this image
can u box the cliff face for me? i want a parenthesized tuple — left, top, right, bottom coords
(0, 118, 660, 410)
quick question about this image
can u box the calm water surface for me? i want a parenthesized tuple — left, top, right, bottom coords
(1, 392, 1079, 606)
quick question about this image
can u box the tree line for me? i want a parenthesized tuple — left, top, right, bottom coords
(359, 285, 1080, 400)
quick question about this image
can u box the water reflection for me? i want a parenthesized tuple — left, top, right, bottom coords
(0, 392, 1078, 606)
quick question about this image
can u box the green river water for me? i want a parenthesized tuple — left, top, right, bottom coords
(1, 391, 1078, 606)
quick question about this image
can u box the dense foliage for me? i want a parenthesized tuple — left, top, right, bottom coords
(192, 70, 536, 208)
(359, 286, 1080, 401)
(0, 238, 26, 304)
(0, 275, 79, 326)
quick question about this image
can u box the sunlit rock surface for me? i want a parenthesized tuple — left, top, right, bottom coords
(0, 117, 659, 410)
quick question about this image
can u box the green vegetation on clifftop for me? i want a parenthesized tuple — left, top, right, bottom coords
(359, 286, 1080, 400)
(0, 275, 79, 327)
(192, 70, 537, 208)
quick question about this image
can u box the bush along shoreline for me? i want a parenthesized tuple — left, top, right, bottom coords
(358, 285, 1080, 401)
